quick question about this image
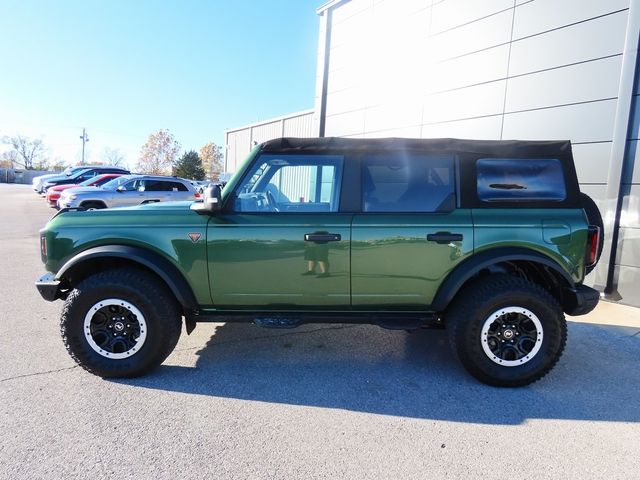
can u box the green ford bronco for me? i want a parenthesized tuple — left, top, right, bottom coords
(36, 138, 602, 387)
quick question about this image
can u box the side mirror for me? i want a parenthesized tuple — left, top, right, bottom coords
(191, 184, 222, 215)
(116, 185, 125, 192)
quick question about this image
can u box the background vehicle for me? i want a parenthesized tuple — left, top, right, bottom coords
(36, 137, 602, 387)
(32, 165, 97, 193)
(57, 174, 199, 209)
(45, 173, 123, 207)
(39, 166, 129, 193)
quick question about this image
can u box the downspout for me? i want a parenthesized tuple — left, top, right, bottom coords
(318, 7, 333, 137)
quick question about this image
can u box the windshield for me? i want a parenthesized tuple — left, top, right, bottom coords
(69, 168, 91, 180)
(101, 176, 131, 190)
(78, 176, 100, 186)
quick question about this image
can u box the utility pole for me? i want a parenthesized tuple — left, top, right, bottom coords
(79, 128, 89, 164)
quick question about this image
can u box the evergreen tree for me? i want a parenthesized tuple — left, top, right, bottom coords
(173, 150, 205, 180)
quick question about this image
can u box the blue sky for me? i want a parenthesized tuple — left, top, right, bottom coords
(0, 0, 320, 167)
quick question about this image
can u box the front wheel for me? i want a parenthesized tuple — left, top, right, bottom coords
(60, 268, 182, 378)
(446, 275, 567, 387)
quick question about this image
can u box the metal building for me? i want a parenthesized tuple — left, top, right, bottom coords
(313, 0, 640, 306)
(224, 109, 314, 173)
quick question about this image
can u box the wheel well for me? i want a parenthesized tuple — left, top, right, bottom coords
(457, 260, 568, 306)
(59, 257, 186, 313)
(79, 200, 107, 208)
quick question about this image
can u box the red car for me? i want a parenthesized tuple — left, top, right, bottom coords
(46, 173, 123, 207)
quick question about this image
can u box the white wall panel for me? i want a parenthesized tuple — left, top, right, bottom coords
(617, 228, 640, 267)
(430, 0, 513, 34)
(362, 125, 422, 138)
(571, 142, 613, 184)
(509, 11, 628, 76)
(421, 115, 503, 140)
(423, 80, 506, 124)
(513, 0, 629, 40)
(364, 101, 423, 132)
(429, 44, 510, 92)
(621, 184, 640, 228)
(505, 55, 622, 112)
(326, 86, 368, 116)
(429, 9, 512, 63)
(614, 265, 640, 305)
(325, 109, 366, 137)
(579, 184, 608, 213)
(501, 99, 617, 143)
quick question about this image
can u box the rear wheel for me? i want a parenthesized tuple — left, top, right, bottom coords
(60, 268, 182, 377)
(447, 275, 567, 387)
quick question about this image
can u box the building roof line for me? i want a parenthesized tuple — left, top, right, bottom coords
(316, 0, 349, 15)
(225, 109, 314, 134)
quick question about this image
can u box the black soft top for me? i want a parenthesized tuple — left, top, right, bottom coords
(260, 137, 573, 158)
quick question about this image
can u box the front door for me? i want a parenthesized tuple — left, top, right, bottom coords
(207, 153, 351, 309)
(351, 152, 473, 309)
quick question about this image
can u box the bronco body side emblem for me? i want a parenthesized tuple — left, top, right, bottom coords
(188, 232, 201, 243)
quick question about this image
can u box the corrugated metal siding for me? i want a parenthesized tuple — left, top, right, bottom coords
(271, 166, 313, 202)
(225, 110, 315, 173)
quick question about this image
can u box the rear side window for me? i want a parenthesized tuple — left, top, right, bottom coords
(477, 158, 566, 202)
(362, 154, 456, 212)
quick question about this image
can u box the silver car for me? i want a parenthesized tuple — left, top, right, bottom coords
(58, 175, 199, 209)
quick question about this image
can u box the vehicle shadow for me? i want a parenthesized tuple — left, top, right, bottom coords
(115, 321, 640, 425)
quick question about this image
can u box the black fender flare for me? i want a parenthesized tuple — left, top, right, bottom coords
(55, 245, 198, 311)
(431, 247, 575, 311)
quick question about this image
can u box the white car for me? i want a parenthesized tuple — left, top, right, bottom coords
(58, 175, 199, 209)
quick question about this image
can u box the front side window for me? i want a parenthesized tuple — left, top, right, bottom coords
(477, 158, 566, 202)
(362, 154, 456, 212)
(233, 154, 343, 213)
(119, 179, 142, 192)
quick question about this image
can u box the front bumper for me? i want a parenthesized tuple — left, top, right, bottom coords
(35, 273, 62, 302)
(563, 284, 600, 316)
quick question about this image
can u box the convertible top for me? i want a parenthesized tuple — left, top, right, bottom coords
(260, 137, 573, 158)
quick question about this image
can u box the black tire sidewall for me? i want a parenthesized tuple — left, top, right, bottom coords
(449, 278, 567, 387)
(62, 272, 179, 377)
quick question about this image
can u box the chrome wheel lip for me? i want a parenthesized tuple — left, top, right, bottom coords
(480, 306, 543, 367)
(83, 298, 147, 360)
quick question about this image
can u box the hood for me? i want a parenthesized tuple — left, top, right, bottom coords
(59, 186, 103, 196)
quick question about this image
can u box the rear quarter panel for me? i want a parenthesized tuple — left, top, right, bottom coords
(473, 208, 588, 283)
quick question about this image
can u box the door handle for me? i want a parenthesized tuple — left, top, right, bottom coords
(427, 232, 463, 244)
(304, 233, 341, 242)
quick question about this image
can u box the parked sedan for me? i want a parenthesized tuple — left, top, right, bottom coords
(32, 166, 94, 193)
(45, 173, 123, 207)
(57, 175, 199, 209)
(39, 166, 130, 193)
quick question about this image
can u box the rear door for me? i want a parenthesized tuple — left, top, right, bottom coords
(351, 152, 473, 309)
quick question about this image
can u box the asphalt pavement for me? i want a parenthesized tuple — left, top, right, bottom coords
(1, 183, 639, 480)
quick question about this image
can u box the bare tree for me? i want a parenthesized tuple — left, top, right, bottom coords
(136, 129, 181, 175)
(102, 147, 126, 167)
(199, 141, 224, 180)
(0, 150, 19, 169)
(2, 135, 47, 169)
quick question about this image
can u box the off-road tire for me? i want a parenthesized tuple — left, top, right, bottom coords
(580, 192, 604, 274)
(60, 267, 182, 378)
(447, 275, 567, 387)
